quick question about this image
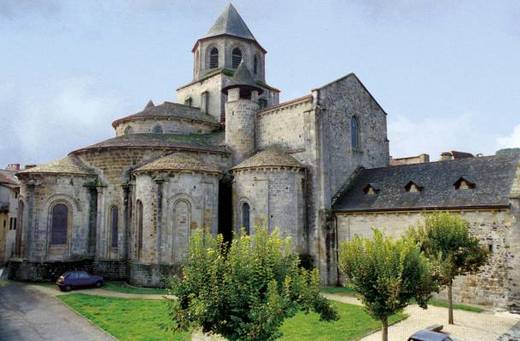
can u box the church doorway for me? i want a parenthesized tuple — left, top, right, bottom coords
(218, 177, 233, 243)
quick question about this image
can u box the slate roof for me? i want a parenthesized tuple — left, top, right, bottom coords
(205, 4, 256, 41)
(231, 148, 303, 171)
(333, 154, 520, 212)
(72, 133, 227, 154)
(17, 155, 95, 176)
(112, 101, 219, 128)
(135, 153, 221, 174)
(222, 61, 263, 95)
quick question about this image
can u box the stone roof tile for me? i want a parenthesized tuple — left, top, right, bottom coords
(72, 132, 227, 154)
(135, 153, 221, 174)
(205, 4, 255, 41)
(17, 155, 95, 176)
(231, 148, 303, 171)
(112, 101, 218, 128)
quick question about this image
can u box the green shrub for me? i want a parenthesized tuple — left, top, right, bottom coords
(168, 228, 338, 341)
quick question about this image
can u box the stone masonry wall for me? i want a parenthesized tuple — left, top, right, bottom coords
(133, 170, 219, 263)
(18, 174, 95, 263)
(256, 98, 313, 152)
(225, 97, 259, 164)
(232, 168, 306, 253)
(336, 209, 514, 308)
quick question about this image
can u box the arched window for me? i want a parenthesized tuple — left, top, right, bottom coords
(351, 116, 360, 150)
(241, 202, 250, 235)
(51, 204, 68, 245)
(173, 199, 191, 261)
(152, 124, 163, 134)
(111, 206, 118, 248)
(124, 126, 133, 135)
(232, 48, 242, 68)
(209, 47, 219, 69)
(136, 200, 143, 259)
(253, 55, 258, 74)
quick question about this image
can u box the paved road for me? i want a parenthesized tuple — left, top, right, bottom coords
(0, 281, 113, 341)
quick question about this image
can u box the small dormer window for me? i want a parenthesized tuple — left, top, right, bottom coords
(363, 184, 379, 195)
(454, 177, 476, 190)
(405, 181, 423, 193)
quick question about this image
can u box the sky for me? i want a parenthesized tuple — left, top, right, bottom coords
(1, 0, 520, 167)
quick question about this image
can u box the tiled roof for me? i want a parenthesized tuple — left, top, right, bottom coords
(112, 101, 219, 128)
(72, 132, 227, 154)
(222, 61, 263, 95)
(135, 153, 221, 174)
(333, 154, 520, 212)
(205, 4, 256, 41)
(0, 170, 19, 186)
(17, 155, 95, 176)
(231, 148, 303, 171)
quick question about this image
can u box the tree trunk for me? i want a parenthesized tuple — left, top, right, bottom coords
(382, 317, 388, 341)
(448, 281, 454, 324)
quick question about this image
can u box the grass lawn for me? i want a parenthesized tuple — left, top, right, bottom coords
(103, 281, 168, 295)
(0, 280, 9, 287)
(58, 293, 407, 341)
(322, 286, 483, 313)
(279, 301, 406, 341)
(428, 298, 484, 313)
(58, 294, 188, 340)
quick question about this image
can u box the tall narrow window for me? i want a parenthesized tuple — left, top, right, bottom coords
(209, 48, 219, 69)
(136, 200, 143, 259)
(51, 204, 68, 245)
(253, 55, 258, 74)
(241, 202, 250, 235)
(173, 199, 191, 261)
(201, 91, 209, 114)
(152, 124, 163, 134)
(111, 206, 118, 248)
(351, 116, 360, 150)
(15, 201, 24, 256)
(232, 48, 242, 68)
(184, 97, 193, 107)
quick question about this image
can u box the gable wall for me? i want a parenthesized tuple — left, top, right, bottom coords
(318, 75, 390, 206)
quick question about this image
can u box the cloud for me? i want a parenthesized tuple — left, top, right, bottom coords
(388, 112, 498, 160)
(497, 124, 520, 149)
(0, 77, 123, 167)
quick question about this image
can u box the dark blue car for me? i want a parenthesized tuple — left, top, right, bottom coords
(56, 271, 104, 291)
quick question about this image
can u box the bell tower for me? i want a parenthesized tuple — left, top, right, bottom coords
(192, 3, 267, 82)
(176, 4, 279, 123)
(222, 61, 262, 165)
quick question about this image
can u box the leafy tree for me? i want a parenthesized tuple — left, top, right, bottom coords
(339, 230, 436, 341)
(168, 228, 338, 341)
(408, 212, 489, 324)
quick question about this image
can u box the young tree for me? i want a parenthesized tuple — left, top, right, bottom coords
(339, 230, 436, 341)
(408, 212, 489, 324)
(168, 228, 338, 341)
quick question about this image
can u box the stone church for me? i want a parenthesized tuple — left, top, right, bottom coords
(9, 4, 520, 310)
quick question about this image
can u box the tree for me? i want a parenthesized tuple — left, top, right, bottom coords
(408, 212, 489, 324)
(338, 230, 436, 341)
(168, 228, 338, 341)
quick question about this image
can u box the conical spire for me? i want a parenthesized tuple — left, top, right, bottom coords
(144, 100, 154, 110)
(205, 3, 255, 41)
(222, 61, 263, 95)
